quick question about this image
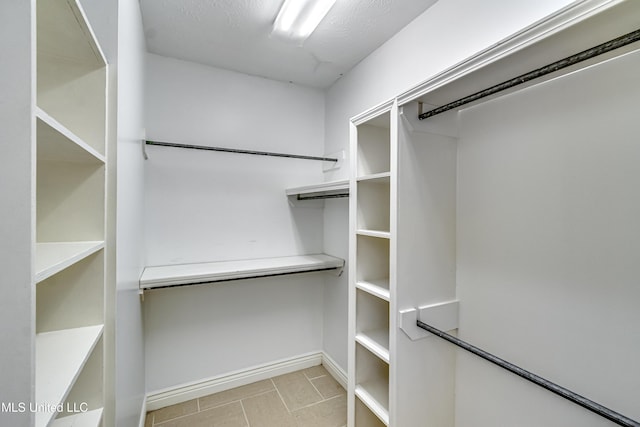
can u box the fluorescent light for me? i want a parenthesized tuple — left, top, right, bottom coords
(273, 0, 337, 41)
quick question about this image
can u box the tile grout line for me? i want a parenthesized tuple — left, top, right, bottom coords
(289, 393, 345, 413)
(304, 372, 328, 381)
(239, 399, 251, 427)
(270, 377, 293, 413)
(307, 375, 326, 402)
(198, 387, 276, 412)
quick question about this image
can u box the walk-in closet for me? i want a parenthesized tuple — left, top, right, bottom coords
(1, 0, 638, 426)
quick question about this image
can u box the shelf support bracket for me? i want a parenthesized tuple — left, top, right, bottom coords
(141, 138, 148, 160)
(399, 299, 459, 341)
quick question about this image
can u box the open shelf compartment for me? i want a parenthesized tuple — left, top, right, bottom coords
(355, 342, 389, 425)
(36, 241, 104, 283)
(357, 112, 390, 177)
(356, 235, 389, 286)
(355, 396, 387, 427)
(35, 325, 103, 427)
(37, 0, 107, 156)
(356, 289, 390, 363)
(357, 178, 390, 234)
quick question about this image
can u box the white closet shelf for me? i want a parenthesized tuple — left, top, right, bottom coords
(356, 172, 391, 183)
(36, 108, 105, 163)
(356, 329, 390, 363)
(51, 408, 103, 427)
(356, 279, 390, 301)
(355, 382, 390, 426)
(140, 254, 345, 290)
(286, 179, 349, 199)
(35, 325, 103, 427)
(36, 241, 105, 283)
(356, 229, 391, 239)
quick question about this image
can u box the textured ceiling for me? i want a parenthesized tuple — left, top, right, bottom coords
(140, 0, 438, 88)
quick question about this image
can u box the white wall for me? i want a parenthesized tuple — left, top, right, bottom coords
(143, 53, 328, 392)
(0, 2, 35, 426)
(116, 0, 147, 425)
(455, 49, 640, 426)
(322, 199, 349, 371)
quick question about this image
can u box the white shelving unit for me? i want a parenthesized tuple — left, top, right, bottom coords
(140, 254, 345, 290)
(33, 0, 110, 424)
(349, 104, 394, 426)
(346, 2, 640, 426)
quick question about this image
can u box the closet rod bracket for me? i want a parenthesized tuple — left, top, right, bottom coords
(399, 300, 459, 341)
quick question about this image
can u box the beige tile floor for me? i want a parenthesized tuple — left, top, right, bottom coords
(145, 365, 347, 427)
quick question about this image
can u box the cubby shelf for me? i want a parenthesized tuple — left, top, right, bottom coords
(356, 279, 390, 301)
(35, 325, 103, 427)
(356, 229, 391, 239)
(36, 108, 105, 164)
(35, 241, 105, 283)
(51, 408, 103, 427)
(356, 172, 390, 183)
(355, 382, 390, 426)
(140, 254, 345, 290)
(356, 329, 390, 363)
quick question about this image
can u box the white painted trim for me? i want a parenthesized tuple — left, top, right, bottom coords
(397, 0, 623, 105)
(350, 99, 394, 126)
(138, 398, 147, 427)
(321, 352, 348, 390)
(146, 352, 323, 411)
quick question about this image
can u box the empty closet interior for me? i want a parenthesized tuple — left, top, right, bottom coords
(349, 1, 640, 425)
(2, 1, 639, 426)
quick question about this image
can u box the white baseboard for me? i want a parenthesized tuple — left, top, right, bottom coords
(146, 351, 323, 411)
(138, 397, 147, 427)
(321, 352, 347, 390)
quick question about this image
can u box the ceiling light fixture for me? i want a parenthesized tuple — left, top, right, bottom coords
(272, 0, 337, 41)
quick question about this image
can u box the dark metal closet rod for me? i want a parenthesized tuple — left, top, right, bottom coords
(419, 28, 640, 120)
(416, 320, 640, 427)
(145, 140, 338, 162)
(297, 193, 349, 201)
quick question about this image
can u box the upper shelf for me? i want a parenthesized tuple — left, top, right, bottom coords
(37, 0, 107, 156)
(286, 179, 349, 200)
(140, 254, 346, 290)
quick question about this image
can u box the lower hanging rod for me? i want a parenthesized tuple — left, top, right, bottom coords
(419, 28, 640, 120)
(297, 193, 349, 201)
(417, 320, 639, 427)
(145, 140, 338, 162)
